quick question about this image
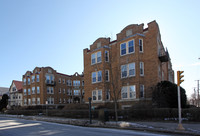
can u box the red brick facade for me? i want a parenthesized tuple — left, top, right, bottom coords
(22, 67, 84, 106)
(83, 21, 174, 108)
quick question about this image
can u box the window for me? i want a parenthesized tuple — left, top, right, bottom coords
(82, 89, 85, 95)
(47, 87, 54, 94)
(36, 75, 39, 82)
(63, 98, 66, 103)
(121, 86, 128, 99)
(105, 50, 109, 62)
(92, 91, 96, 101)
(91, 51, 101, 64)
(91, 53, 96, 64)
(28, 98, 31, 105)
(47, 97, 54, 104)
(67, 89, 71, 95)
(92, 71, 102, 83)
(129, 86, 136, 98)
(46, 75, 54, 84)
(24, 89, 27, 95)
(121, 43, 126, 55)
(59, 98, 62, 103)
(105, 70, 109, 82)
(106, 89, 110, 101)
(121, 65, 127, 78)
(37, 98, 40, 105)
(59, 88, 61, 93)
(128, 40, 134, 53)
(139, 39, 143, 52)
(82, 81, 84, 86)
(32, 87, 35, 94)
(28, 88, 31, 95)
(120, 40, 135, 56)
(97, 71, 102, 82)
(97, 51, 101, 63)
(63, 89, 65, 94)
(121, 85, 136, 99)
(32, 76, 35, 83)
(68, 99, 71, 103)
(67, 80, 72, 86)
(63, 79, 65, 84)
(140, 85, 144, 98)
(24, 99, 27, 105)
(73, 80, 80, 86)
(59, 78, 61, 83)
(28, 78, 30, 85)
(51, 87, 54, 94)
(74, 90, 80, 95)
(32, 98, 35, 105)
(92, 90, 102, 101)
(129, 63, 135, 76)
(23, 78, 26, 85)
(121, 63, 135, 78)
(37, 86, 40, 94)
(140, 62, 144, 76)
(92, 72, 96, 83)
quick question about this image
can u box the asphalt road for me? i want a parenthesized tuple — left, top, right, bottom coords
(0, 117, 174, 136)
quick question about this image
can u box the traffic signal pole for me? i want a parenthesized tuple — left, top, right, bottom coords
(177, 71, 185, 131)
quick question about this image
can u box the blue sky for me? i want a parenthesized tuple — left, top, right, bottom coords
(0, 0, 200, 98)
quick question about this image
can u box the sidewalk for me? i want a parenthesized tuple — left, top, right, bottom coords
(1, 114, 200, 135)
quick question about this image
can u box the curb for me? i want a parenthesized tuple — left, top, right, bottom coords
(1, 114, 200, 136)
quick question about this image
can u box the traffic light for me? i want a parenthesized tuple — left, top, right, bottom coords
(177, 71, 184, 86)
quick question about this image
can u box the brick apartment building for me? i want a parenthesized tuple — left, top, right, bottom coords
(83, 20, 174, 109)
(9, 80, 23, 107)
(22, 67, 84, 106)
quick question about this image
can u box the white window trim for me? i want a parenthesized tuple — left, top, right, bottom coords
(36, 75, 40, 82)
(140, 85, 145, 98)
(37, 86, 40, 94)
(121, 85, 136, 100)
(120, 39, 135, 56)
(92, 90, 102, 101)
(106, 89, 110, 101)
(121, 62, 135, 78)
(91, 51, 102, 65)
(105, 50, 109, 62)
(92, 71, 102, 83)
(139, 39, 144, 53)
(105, 70, 109, 82)
(32, 87, 35, 94)
(140, 62, 144, 76)
(32, 76, 35, 83)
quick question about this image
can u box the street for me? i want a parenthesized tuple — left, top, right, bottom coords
(0, 117, 174, 136)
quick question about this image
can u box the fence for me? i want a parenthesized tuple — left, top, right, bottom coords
(5, 108, 200, 121)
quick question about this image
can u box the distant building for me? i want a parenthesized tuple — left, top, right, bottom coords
(83, 20, 174, 109)
(22, 67, 84, 106)
(0, 87, 9, 100)
(9, 80, 23, 106)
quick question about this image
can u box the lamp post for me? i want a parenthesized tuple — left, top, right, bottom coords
(88, 97, 92, 124)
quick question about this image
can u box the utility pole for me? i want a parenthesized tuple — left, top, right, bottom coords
(196, 80, 199, 107)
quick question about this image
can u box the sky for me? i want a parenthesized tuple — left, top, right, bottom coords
(0, 0, 200, 99)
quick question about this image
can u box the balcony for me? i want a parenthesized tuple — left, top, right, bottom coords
(45, 80, 56, 86)
(159, 50, 169, 62)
